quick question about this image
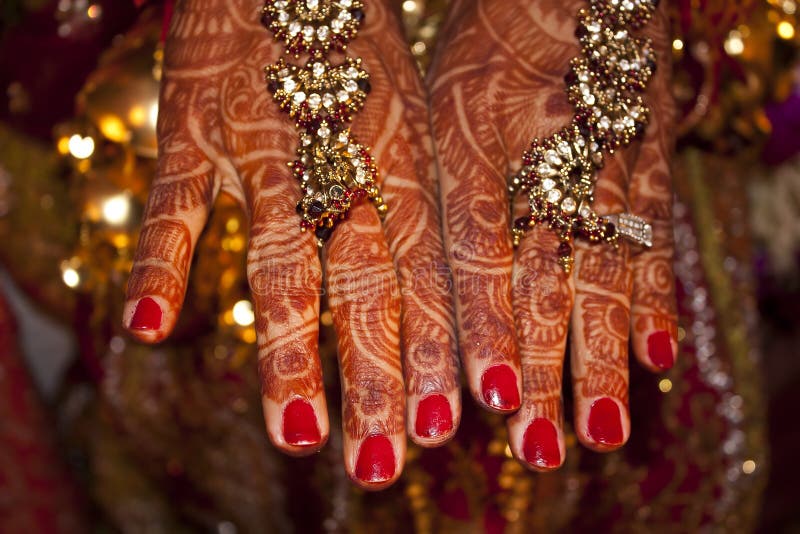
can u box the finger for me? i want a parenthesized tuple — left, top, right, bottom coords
(354, 24, 460, 445)
(123, 79, 220, 344)
(430, 66, 521, 415)
(324, 204, 404, 490)
(245, 174, 328, 456)
(211, 25, 330, 456)
(382, 138, 460, 446)
(628, 4, 678, 373)
(570, 155, 634, 451)
(628, 155, 677, 373)
(508, 225, 572, 471)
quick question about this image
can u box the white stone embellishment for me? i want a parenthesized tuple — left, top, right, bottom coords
(537, 163, 557, 177)
(604, 213, 653, 247)
(545, 150, 563, 166)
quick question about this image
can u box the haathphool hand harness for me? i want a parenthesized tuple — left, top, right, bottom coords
(261, 0, 385, 245)
(507, 0, 659, 272)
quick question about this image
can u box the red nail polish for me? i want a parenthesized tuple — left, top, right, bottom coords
(282, 399, 321, 446)
(355, 434, 395, 483)
(523, 418, 561, 468)
(480, 365, 520, 410)
(587, 397, 624, 445)
(130, 297, 162, 330)
(647, 330, 674, 370)
(415, 394, 453, 439)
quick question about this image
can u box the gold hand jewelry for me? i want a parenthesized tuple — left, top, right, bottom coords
(262, 0, 385, 246)
(508, 0, 659, 272)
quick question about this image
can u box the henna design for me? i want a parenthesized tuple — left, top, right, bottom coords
(578, 362, 628, 402)
(244, 176, 322, 405)
(258, 337, 323, 401)
(520, 365, 563, 420)
(127, 265, 185, 303)
(513, 250, 571, 349)
(431, 0, 676, 459)
(576, 251, 630, 295)
(126, 1, 459, 475)
(135, 219, 192, 278)
(325, 206, 404, 440)
(578, 294, 630, 365)
(431, 71, 517, 371)
(632, 254, 672, 310)
(343, 359, 404, 438)
(347, 6, 459, 416)
(128, 220, 193, 302)
(624, 2, 679, 345)
(509, 229, 572, 431)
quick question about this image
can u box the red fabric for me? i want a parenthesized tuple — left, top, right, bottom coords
(0, 292, 86, 533)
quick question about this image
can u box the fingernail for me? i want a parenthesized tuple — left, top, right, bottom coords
(415, 394, 453, 439)
(282, 399, 321, 446)
(587, 397, 624, 445)
(355, 434, 395, 483)
(480, 365, 520, 410)
(523, 418, 561, 468)
(647, 330, 674, 370)
(130, 297, 162, 330)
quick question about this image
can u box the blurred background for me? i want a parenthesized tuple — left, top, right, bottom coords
(1, 0, 799, 532)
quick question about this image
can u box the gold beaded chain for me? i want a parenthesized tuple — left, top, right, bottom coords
(508, 0, 658, 272)
(262, 0, 386, 245)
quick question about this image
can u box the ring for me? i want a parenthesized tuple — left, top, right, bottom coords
(602, 213, 653, 248)
(508, 0, 659, 272)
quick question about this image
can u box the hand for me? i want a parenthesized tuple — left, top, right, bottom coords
(428, 0, 677, 469)
(123, 0, 458, 489)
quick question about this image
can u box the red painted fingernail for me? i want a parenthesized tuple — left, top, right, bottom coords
(587, 397, 624, 445)
(480, 365, 520, 410)
(647, 330, 674, 370)
(355, 434, 395, 483)
(282, 399, 321, 446)
(523, 418, 561, 468)
(415, 394, 453, 439)
(130, 297, 162, 330)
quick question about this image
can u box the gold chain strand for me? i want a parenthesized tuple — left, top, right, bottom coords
(262, 0, 385, 246)
(509, 0, 659, 272)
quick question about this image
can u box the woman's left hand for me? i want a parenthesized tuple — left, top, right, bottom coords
(123, 0, 458, 489)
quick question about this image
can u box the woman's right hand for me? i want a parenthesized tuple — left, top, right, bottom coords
(428, 0, 678, 469)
